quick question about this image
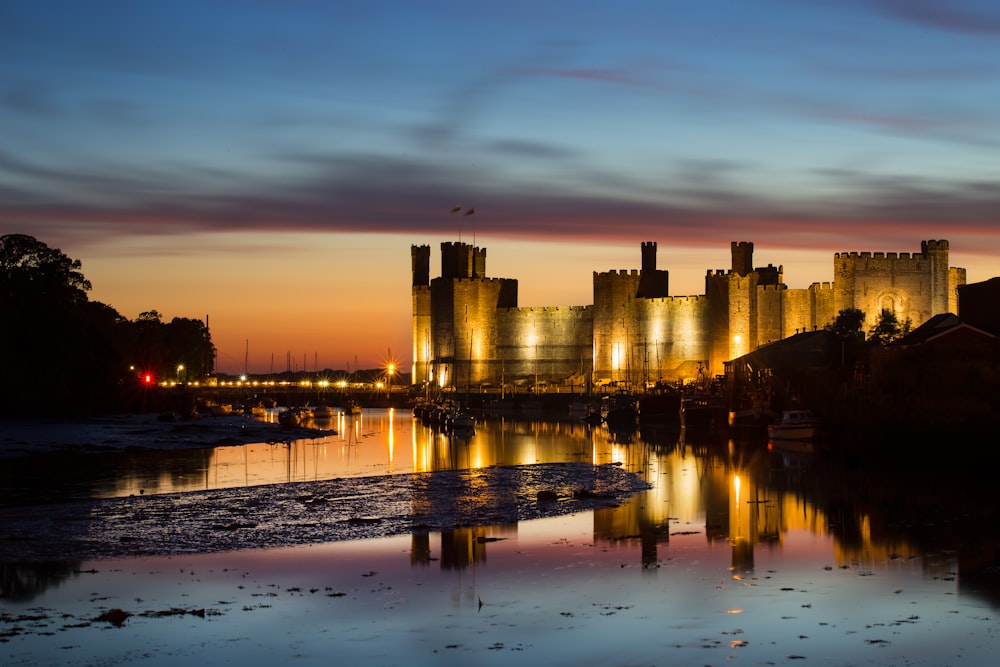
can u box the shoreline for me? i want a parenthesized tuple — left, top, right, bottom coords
(0, 462, 649, 562)
(0, 413, 332, 459)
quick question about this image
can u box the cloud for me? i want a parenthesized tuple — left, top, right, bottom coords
(3, 144, 999, 264)
(0, 81, 57, 116)
(869, 0, 1000, 36)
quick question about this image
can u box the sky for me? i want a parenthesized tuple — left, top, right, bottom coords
(2, 0, 998, 375)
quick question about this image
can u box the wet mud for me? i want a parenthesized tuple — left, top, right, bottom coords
(0, 462, 649, 561)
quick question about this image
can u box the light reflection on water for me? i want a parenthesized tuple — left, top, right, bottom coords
(0, 409, 978, 578)
(2, 409, 999, 665)
(1, 518, 996, 667)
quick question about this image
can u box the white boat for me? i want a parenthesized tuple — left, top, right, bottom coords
(767, 409, 818, 440)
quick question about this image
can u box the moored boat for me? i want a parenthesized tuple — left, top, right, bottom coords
(603, 393, 638, 430)
(452, 413, 476, 430)
(278, 406, 314, 427)
(767, 409, 818, 441)
(312, 405, 337, 419)
(680, 395, 727, 431)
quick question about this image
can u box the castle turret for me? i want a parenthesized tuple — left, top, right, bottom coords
(411, 245, 432, 385)
(732, 242, 753, 276)
(922, 239, 950, 316)
(411, 245, 430, 286)
(637, 241, 669, 298)
(641, 242, 657, 273)
(440, 241, 487, 279)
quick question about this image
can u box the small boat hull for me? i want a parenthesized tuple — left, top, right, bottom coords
(767, 425, 816, 440)
(767, 410, 819, 441)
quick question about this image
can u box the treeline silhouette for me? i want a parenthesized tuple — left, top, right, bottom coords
(1, 234, 214, 417)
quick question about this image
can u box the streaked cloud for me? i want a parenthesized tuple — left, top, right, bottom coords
(870, 0, 1000, 36)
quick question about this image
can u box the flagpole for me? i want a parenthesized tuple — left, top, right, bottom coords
(463, 207, 475, 246)
(450, 203, 462, 241)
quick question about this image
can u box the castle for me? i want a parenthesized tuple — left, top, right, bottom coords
(411, 239, 966, 391)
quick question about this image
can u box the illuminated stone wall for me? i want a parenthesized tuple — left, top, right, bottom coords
(429, 276, 516, 390)
(631, 296, 710, 383)
(496, 306, 593, 388)
(832, 240, 961, 331)
(412, 239, 965, 391)
(410, 245, 432, 386)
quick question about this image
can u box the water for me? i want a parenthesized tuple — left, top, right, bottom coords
(2, 409, 998, 666)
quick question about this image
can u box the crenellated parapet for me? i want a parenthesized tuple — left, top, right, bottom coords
(731, 241, 754, 276)
(596, 269, 642, 277)
(413, 237, 967, 391)
(506, 305, 592, 315)
(440, 241, 486, 279)
(833, 239, 961, 330)
(411, 244, 430, 287)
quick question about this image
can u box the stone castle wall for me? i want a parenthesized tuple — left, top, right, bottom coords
(833, 239, 954, 331)
(496, 306, 593, 386)
(412, 239, 965, 388)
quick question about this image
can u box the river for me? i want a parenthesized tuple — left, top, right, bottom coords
(1, 408, 997, 666)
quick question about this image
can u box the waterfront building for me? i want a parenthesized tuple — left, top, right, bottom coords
(411, 239, 965, 392)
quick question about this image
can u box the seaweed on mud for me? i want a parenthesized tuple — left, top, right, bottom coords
(0, 462, 650, 561)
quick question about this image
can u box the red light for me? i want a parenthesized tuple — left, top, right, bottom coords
(144, 373, 153, 385)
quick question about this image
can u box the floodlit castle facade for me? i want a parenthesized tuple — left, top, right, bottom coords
(411, 239, 965, 391)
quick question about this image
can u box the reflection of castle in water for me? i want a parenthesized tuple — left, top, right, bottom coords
(406, 418, 940, 576)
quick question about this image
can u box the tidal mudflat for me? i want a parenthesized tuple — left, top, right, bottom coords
(2, 409, 999, 665)
(3, 518, 997, 667)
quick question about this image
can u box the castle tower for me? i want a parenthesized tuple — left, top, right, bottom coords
(922, 239, 950, 316)
(438, 241, 488, 279)
(637, 241, 669, 298)
(417, 241, 518, 390)
(731, 242, 753, 277)
(412, 245, 430, 286)
(832, 240, 964, 333)
(641, 242, 657, 272)
(411, 245, 432, 385)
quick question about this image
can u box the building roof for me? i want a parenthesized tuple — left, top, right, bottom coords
(730, 330, 841, 372)
(892, 313, 995, 348)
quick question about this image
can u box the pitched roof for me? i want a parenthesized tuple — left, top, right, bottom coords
(731, 330, 840, 371)
(892, 313, 995, 348)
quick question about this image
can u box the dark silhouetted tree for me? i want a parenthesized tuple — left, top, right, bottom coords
(0, 235, 107, 415)
(826, 308, 866, 341)
(868, 309, 911, 345)
(0, 234, 214, 416)
(0, 234, 91, 305)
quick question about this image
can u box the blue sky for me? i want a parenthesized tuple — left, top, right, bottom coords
(2, 0, 998, 371)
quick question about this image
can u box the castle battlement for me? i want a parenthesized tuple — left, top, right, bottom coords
(414, 238, 965, 388)
(644, 294, 707, 305)
(509, 305, 591, 315)
(594, 269, 641, 277)
(447, 276, 508, 285)
(439, 241, 480, 251)
(836, 250, 923, 261)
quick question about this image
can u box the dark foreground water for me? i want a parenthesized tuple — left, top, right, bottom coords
(2, 409, 999, 666)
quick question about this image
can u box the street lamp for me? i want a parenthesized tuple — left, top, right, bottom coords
(386, 362, 396, 398)
(176, 364, 185, 383)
